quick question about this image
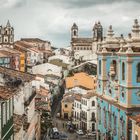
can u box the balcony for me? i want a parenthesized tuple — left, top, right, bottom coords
(81, 116, 87, 121)
(24, 91, 36, 106)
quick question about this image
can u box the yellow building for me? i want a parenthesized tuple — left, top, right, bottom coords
(66, 72, 97, 90)
(130, 115, 140, 140)
(20, 53, 25, 72)
(61, 94, 74, 119)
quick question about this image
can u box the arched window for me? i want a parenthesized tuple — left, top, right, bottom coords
(5, 30, 8, 34)
(92, 112, 95, 120)
(99, 60, 101, 75)
(113, 60, 117, 74)
(92, 101, 95, 106)
(73, 30, 76, 36)
(137, 63, 140, 82)
(122, 62, 125, 80)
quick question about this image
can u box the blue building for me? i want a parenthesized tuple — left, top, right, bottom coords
(96, 19, 140, 140)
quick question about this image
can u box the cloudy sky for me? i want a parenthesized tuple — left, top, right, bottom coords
(0, 0, 140, 47)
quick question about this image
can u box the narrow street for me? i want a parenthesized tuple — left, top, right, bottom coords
(50, 88, 94, 140)
(43, 82, 96, 140)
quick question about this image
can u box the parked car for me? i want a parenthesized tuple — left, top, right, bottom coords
(86, 132, 96, 138)
(50, 127, 60, 139)
(59, 132, 68, 140)
(76, 129, 84, 135)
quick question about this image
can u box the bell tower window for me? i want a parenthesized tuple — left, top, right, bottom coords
(122, 62, 125, 80)
(137, 63, 140, 82)
(74, 30, 76, 36)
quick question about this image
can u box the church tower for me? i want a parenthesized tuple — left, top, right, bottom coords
(2, 20, 14, 48)
(71, 23, 78, 39)
(93, 21, 103, 41)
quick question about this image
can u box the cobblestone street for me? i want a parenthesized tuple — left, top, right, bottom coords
(52, 118, 95, 140)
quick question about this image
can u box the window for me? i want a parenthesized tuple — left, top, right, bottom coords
(74, 102, 76, 107)
(91, 112, 95, 121)
(5, 30, 8, 34)
(92, 101, 95, 106)
(137, 63, 140, 82)
(121, 92, 125, 98)
(113, 113, 117, 135)
(135, 134, 138, 140)
(7, 100, 9, 121)
(77, 103, 79, 108)
(65, 104, 67, 108)
(5, 39, 7, 42)
(74, 30, 76, 36)
(2, 103, 6, 126)
(122, 62, 125, 80)
(10, 98, 13, 117)
(98, 105, 101, 124)
(103, 107, 107, 128)
(99, 60, 101, 75)
(113, 60, 117, 74)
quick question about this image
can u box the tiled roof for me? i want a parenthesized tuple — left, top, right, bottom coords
(82, 91, 96, 99)
(0, 52, 10, 57)
(66, 72, 96, 90)
(15, 41, 33, 49)
(62, 93, 82, 102)
(0, 48, 21, 56)
(62, 95, 75, 103)
(0, 66, 35, 82)
(72, 38, 93, 44)
(21, 38, 48, 43)
(13, 114, 23, 133)
(0, 86, 15, 100)
(75, 94, 82, 101)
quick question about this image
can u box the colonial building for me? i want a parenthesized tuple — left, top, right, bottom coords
(0, 86, 14, 140)
(0, 20, 14, 48)
(73, 92, 97, 132)
(0, 48, 21, 70)
(0, 66, 41, 140)
(96, 19, 140, 140)
(71, 22, 103, 62)
(61, 93, 76, 119)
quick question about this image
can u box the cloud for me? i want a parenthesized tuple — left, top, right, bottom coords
(0, 0, 140, 47)
(0, 0, 27, 8)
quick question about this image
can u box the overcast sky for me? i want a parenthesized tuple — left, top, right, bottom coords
(0, 0, 140, 47)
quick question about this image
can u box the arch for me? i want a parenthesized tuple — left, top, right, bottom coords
(122, 62, 125, 80)
(92, 101, 95, 106)
(137, 63, 140, 82)
(73, 30, 77, 36)
(99, 60, 101, 75)
(113, 60, 117, 74)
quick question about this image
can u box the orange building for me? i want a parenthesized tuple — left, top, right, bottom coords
(66, 72, 97, 90)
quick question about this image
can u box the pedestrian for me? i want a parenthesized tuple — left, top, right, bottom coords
(56, 122, 58, 127)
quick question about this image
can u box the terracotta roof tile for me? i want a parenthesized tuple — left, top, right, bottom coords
(0, 66, 35, 82)
(66, 72, 96, 90)
(0, 86, 15, 100)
